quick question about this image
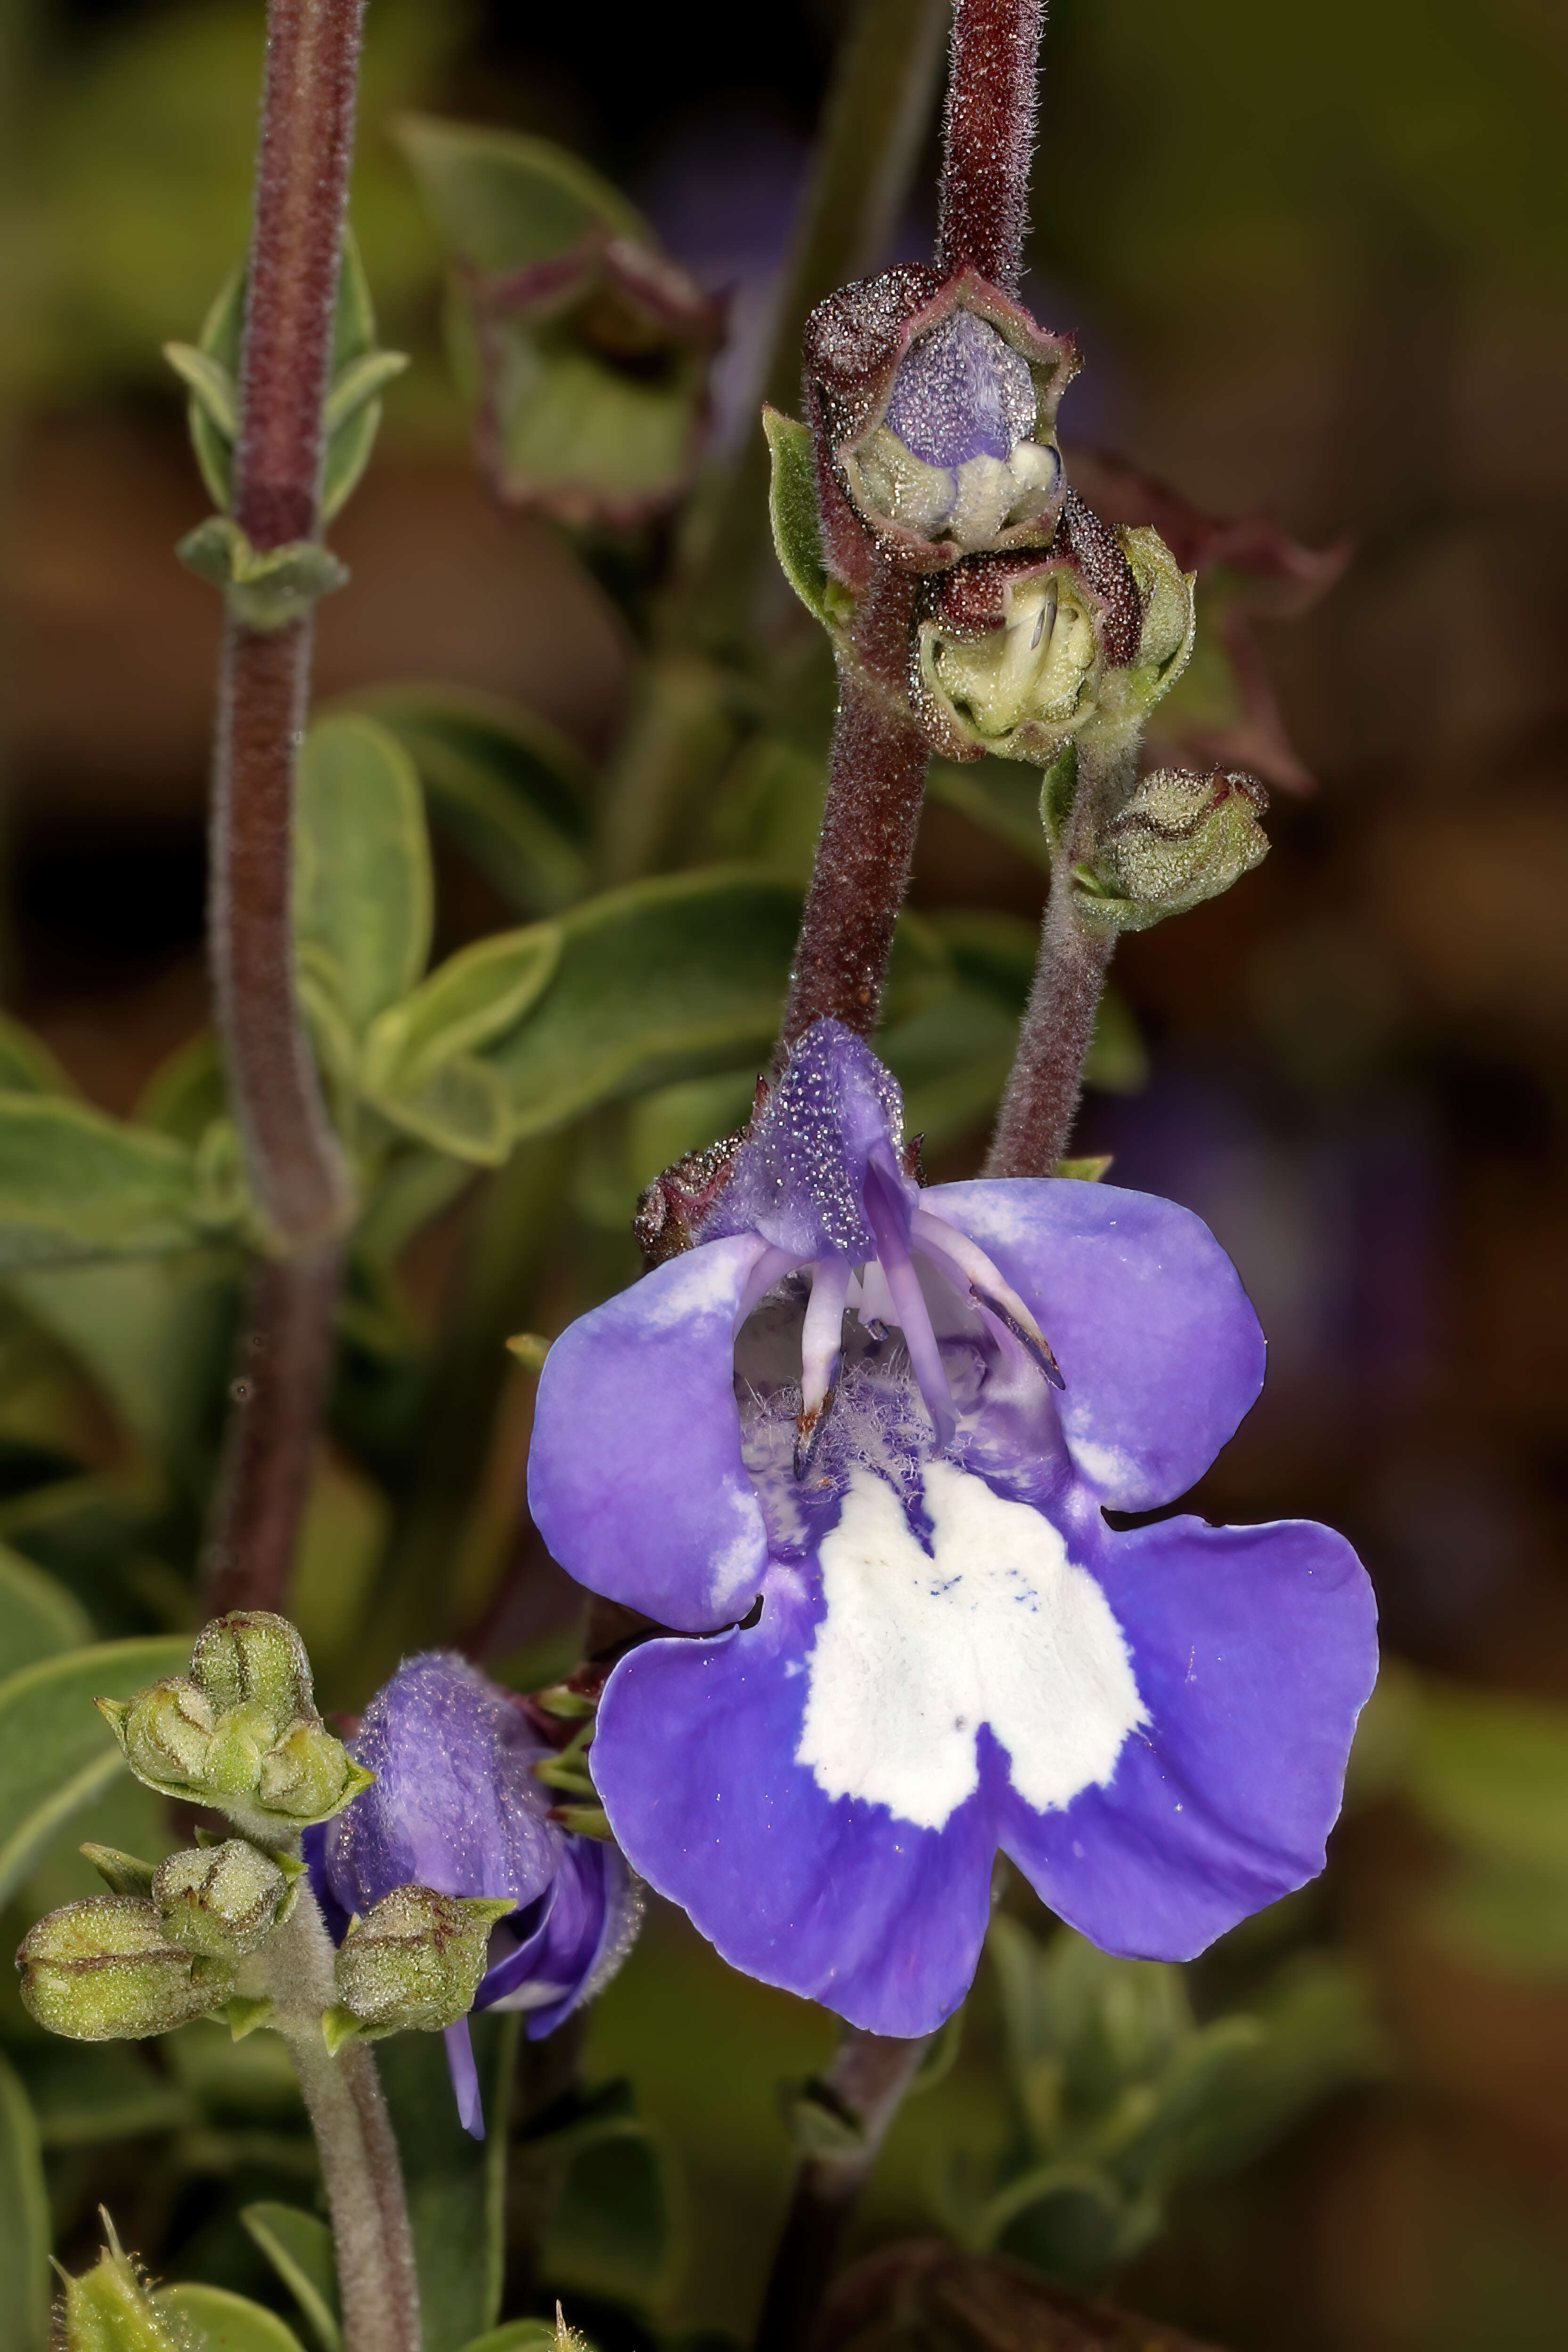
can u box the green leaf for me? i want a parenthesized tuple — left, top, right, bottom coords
(295, 715, 433, 1032)
(0, 2053, 49, 2352)
(764, 408, 842, 629)
(0, 1016, 73, 1097)
(363, 929, 562, 1096)
(0, 1547, 92, 1676)
(0, 1099, 202, 1266)
(459, 2329, 585, 2352)
(982, 2159, 1155, 2287)
(0, 1635, 190, 1906)
(377, 2015, 518, 2352)
(242, 2205, 341, 2352)
(367, 1056, 514, 1168)
(171, 236, 404, 525)
(393, 114, 646, 270)
(155, 2285, 307, 2352)
(134, 1032, 228, 1145)
(177, 518, 350, 631)
(343, 686, 592, 921)
(489, 871, 800, 1137)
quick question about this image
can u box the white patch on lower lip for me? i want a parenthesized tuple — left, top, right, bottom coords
(795, 1462, 1144, 1831)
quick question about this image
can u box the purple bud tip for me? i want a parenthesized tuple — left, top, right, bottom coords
(883, 310, 1037, 469)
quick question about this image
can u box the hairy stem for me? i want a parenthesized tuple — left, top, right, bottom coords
(202, 0, 365, 1608)
(779, 656, 928, 1046)
(937, 0, 1046, 295)
(753, 2028, 931, 2352)
(985, 761, 1118, 1176)
(261, 1889, 422, 2352)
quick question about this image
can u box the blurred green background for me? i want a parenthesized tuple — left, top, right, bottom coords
(1, 0, 1567, 2346)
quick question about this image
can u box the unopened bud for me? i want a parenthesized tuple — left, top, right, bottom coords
(1078, 769, 1269, 930)
(256, 1719, 373, 1822)
(101, 1616, 371, 1835)
(98, 1678, 215, 1797)
(191, 1610, 314, 1726)
(327, 1885, 514, 2046)
(17, 1898, 231, 2041)
(57, 2215, 184, 2352)
(151, 1840, 294, 1960)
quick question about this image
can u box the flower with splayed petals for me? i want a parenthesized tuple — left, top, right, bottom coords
(528, 1020, 1378, 2038)
(307, 1653, 641, 2135)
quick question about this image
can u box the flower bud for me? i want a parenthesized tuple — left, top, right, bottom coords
(1076, 769, 1270, 931)
(98, 1678, 216, 1796)
(803, 267, 1077, 579)
(151, 1840, 294, 1960)
(57, 2217, 185, 2352)
(915, 513, 1196, 766)
(855, 310, 1062, 555)
(16, 1897, 231, 2041)
(327, 1885, 514, 2047)
(191, 1610, 314, 1725)
(99, 1615, 373, 1835)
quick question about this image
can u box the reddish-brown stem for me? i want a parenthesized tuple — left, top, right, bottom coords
(937, 0, 1046, 296)
(202, 0, 365, 1616)
(202, 1241, 346, 1614)
(985, 743, 1122, 1177)
(752, 2029, 932, 2352)
(780, 567, 928, 1048)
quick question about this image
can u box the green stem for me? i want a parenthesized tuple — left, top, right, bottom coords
(258, 1888, 422, 2352)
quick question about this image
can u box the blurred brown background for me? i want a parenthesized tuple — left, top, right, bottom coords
(3, 0, 1566, 2343)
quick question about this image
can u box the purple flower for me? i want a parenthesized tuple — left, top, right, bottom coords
(307, 1654, 641, 2135)
(527, 1021, 1378, 2039)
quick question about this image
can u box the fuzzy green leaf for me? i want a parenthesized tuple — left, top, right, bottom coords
(155, 2285, 306, 2352)
(0, 1637, 190, 1907)
(764, 408, 842, 628)
(0, 2055, 49, 2352)
(363, 928, 562, 1097)
(345, 686, 592, 919)
(0, 1549, 92, 1677)
(489, 871, 800, 1137)
(393, 114, 645, 269)
(368, 1056, 514, 1167)
(242, 2205, 341, 2352)
(0, 1099, 203, 1267)
(295, 715, 433, 1032)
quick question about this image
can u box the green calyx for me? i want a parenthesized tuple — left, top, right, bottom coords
(1073, 768, 1270, 932)
(97, 1610, 373, 1837)
(56, 2214, 187, 2351)
(176, 517, 349, 631)
(326, 1885, 514, 2048)
(16, 1896, 232, 2042)
(918, 526, 1195, 768)
(151, 1840, 296, 1961)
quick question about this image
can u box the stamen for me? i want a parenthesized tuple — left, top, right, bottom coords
(799, 1260, 851, 1423)
(733, 1243, 807, 1332)
(865, 1185, 956, 1450)
(911, 1209, 1065, 1388)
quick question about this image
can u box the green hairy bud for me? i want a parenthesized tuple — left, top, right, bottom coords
(57, 2215, 185, 2352)
(326, 1885, 514, 2049)
(1076, 769, 1270, 931)
(151, 1840, 295, 1960)
(16, 1897, 231, 2041)
(98, 1612, 373, 1836)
